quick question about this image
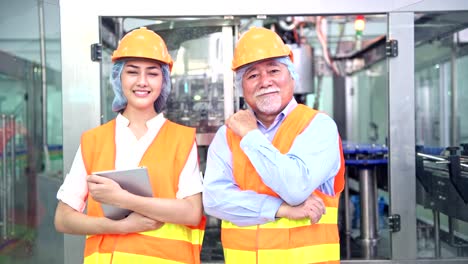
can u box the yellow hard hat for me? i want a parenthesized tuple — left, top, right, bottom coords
(111, 27, 173, 71)
(231, 27, 293, 71)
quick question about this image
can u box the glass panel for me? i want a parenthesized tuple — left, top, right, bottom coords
(0, 75, 63, 264)
(415, 11, 468, 259)
(47, 82, 63, 176)
(345, 61, 390, 260)
(328, 15, 390, 260)
(0, 70, 43, 264)
(349, 61, 388, 145)
(99, 17, 235, 263)
(98, 14, 391, 263)
(0, 1, 63, 263)
(0, 73, 29, 261)
(100, 17, 232, 135)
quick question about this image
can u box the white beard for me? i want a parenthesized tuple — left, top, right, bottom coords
(254, 87, 282, 114)
(256, 94, 282, 114)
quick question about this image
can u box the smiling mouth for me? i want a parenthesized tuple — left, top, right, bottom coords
(259, 91, 277, 96)
(255, 88, 280, 97)
(133, 90, 151, 95)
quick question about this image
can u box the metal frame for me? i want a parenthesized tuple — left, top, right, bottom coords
(59, 0, 468, 263)
(387, 12, 417, 260)
(0, 50, 34, 80)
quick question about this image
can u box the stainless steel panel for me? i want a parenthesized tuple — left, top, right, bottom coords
(388, 12, 417, 260)
(60, 2, 101, 264)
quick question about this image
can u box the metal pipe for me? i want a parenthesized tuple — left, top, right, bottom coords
(417, 152, 468, 168)
(374, 168, 379, 233)
(450, 38, 458, 147)
(38, 0, 49, 172)
(359, 168, 378, 259)
(10, 115, 15, 235)
(360, 168, 378, 240)
(417, 152, 445, 161)
(1, 115, 7, 239)
(6, 116, 11, 236)
(433, 209, 441, 258)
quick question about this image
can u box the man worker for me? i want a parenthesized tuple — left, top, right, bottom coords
(203, 26, 345, 264)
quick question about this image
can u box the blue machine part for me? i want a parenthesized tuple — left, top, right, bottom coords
(350, 195, 361, 229)
(342, 142, 388, 166)
(378, 196, 387, 228)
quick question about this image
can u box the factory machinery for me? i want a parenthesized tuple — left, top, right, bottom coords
(338, 142, 468, 261)
(97, 13, 468, 262)
(416, 144, 468, 257)
(341, 142, 389, 259)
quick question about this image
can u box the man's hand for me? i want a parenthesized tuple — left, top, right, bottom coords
(276, 193, 326, 224)
(117, 212, 163, 234)
(225, 110, 258, 137)
(87, 174, 127, 207)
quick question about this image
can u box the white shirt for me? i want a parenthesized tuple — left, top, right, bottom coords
(57, 113, 203, 212)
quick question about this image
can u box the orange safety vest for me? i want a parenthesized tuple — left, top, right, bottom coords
(80, 119, 205, 264)
(224, 104, 345, 264)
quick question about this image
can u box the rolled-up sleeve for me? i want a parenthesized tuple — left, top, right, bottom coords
(240, 113, 341, 206)
(176, 142, 203, 199)
(56, 145, 88, 212)
(203, 126, 283, 226)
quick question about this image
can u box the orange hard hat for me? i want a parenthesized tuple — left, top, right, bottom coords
(111, 27, 173, 71)
(231, 27, 293, 71)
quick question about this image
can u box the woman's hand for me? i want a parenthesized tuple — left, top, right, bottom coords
(87, 174, 127, 207)
(117, 212, 164, 234)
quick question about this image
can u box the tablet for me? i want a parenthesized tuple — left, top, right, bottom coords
(92, 167, 153, 220)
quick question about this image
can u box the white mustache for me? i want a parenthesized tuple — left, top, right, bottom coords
(254, 87, 280, 97)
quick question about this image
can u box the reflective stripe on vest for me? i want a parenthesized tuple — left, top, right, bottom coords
(223, 245, 340, 264)
(81, 119, 205, 264)
(224, 104, 345, 264)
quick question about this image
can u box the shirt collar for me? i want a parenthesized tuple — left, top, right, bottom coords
(256, 97, 298, 130)
(116, 113, 166, 129)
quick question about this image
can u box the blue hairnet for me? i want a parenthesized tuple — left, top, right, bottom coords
(110, 61, 127, 112)
(110, 60, 172, 113)
(154, 64, 171, 113)
(234, 56, 299, 93)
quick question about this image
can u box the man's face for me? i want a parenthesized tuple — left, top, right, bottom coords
(241, 59, 294, 116)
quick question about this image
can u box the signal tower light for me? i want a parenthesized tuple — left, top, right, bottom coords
(354, 15, 366, 37)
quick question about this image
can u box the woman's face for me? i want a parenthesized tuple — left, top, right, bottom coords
(120, 58, 163, 113)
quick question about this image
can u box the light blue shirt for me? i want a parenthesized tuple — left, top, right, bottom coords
(203, 99, 341, 226)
